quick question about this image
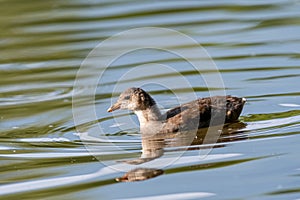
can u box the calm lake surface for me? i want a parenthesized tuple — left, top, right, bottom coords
(1, 0, 300, 199)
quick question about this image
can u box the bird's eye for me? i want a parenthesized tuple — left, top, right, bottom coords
(124, 96, 130, 100)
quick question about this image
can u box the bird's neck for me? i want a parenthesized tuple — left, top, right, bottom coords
(134, 105, 162, 125)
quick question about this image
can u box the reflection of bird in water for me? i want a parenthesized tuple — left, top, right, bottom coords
(115, 122, 247, 182)
(119, 121, 247, 165)
(115, 123, 247, 182)
(116, 168, 164, 182)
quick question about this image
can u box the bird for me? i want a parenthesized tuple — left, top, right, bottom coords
(107, 87, 246, 135)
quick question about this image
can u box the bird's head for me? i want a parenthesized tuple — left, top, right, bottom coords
(107, 87, 156, 112)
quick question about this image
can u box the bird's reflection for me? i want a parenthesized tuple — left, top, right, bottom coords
(116, 122, 246, 181)
(122, 122, 246, 165)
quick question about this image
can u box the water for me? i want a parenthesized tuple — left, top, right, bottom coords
(0, 0, 300, 199)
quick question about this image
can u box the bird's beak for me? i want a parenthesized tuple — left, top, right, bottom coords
(107, 102, 121, 112)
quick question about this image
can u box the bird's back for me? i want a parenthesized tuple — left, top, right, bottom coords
(161, 96, 245, 133)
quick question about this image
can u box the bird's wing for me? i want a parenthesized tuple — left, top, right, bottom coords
(161, 99, 212, 132)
